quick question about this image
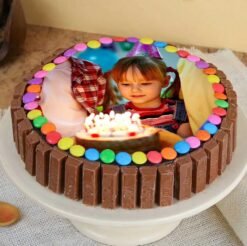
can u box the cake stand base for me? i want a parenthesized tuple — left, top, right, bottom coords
(1, 109, 247, 246)
(71, 220, 181, 246)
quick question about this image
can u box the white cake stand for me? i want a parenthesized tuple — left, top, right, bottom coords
(0, 109, 247, 246)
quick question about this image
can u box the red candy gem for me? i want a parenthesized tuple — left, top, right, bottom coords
(112, 37, 126, 42)
(212, 83, 225, 93)
(128, 132, 137, 137)
(46, 131, 62, 145)
(91, 133, 100, 138)
(212, 107, 227, 117)
(147, 151, 162, 164)
(177, 50, 190, 58)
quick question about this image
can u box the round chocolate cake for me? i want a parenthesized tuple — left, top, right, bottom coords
(11, 36, 237, 209)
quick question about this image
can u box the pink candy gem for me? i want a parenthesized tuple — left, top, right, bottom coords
(185, 136, 201, 149)
(74, 43, 87, 52)
(34, 70, 48, 79)
(208, 114, 222, 125)
(187, 55, 200, 62)
(54, 56, 68, 64)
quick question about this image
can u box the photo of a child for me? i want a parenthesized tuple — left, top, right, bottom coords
(108, 56, 192, 138)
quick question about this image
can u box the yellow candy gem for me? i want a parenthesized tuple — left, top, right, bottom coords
(165, 45, 178, 53)
(87, 40, 101, 49)
(132, 151, 147, 165)
(70, 145, 85, 157)
(42, 63, 56, 71)
(207, 74, 220, 83)
(58, 137, 74, 150)
(140, 37, 154, 45)
(27, 109, 42, 120)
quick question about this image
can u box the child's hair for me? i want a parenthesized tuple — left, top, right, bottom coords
(111, 56, 180, 99)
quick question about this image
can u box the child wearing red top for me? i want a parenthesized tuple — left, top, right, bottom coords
(110, 56, 192, 138)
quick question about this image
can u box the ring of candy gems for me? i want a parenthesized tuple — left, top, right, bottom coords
(23, 36, 229, 166)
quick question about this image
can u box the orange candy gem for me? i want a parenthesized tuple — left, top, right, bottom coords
(27, 84, 41, 93)
(195, 130, 211, 142)
(203, 67, 217, 75)
(41, 122, 56, 135)
(161, 147, 177, 160)
(214, 92, 227, 100)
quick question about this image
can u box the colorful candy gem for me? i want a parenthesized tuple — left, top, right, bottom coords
(27, 78, 43, 85)
(22, 92, 39, 104)
(161, 147, 177, 160)
(202, 123, 218, 135)
(208, 114, 222, 125)
(42, 63, 56, 71)
(64, 48, 77, 57)
(212, 107, 227, 117)
(116, 152, 132, 166)
(70, 145, 85, 157)
(33, 116, 48, 128)
(100, 149, 115, 164)
(24, 101, 39, 111)
(215, 99, 229, 108)
(112, 37, 126, 42)
(99, 37, 113, 45)
(196, 60, 209, 69)
(27, 84, 41, 93)
(187, 55, 200, 62)
(174, 141, 190, 154)
(27, 109, 42, 120)
(53, 56, 68, 64)
(46, 131, 62, 145)
(203, 67, 217, 75)
(132, 151, 147, 165)
(87, 40, 101, 49)
(195, 130, 211, 142)
(74, 43, 87, 52)
(85, 148, 100, 161)
(41, 122, 56, 135)
(165, 45, 177, 53)
(185, 136, 201, 149)
(147, 151, 162, 164)
(140, 37, 154, 45)
(212, 83, 225, 93)
(34, 70, 48, 79)
(214, 92, 227, 100)
(177, 50, 190, 58)
(58, 137, 74, 150)
(208, 75, 220, 83)
(154, 41, 167, 48)
(127, 37, 139, 43)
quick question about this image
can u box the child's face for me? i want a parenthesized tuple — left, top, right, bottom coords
(117, 66, 165, 108)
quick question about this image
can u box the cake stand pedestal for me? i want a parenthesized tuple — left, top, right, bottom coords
(0, 109, 247, 246)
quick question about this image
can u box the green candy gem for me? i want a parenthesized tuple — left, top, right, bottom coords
(119, 42, 134, 51)
(33, 116, 48, 128)
(100, 149, 115, 164)
(215, 99, 229, 109)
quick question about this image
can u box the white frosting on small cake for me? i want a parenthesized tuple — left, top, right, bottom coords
(79, 111, 144, 138)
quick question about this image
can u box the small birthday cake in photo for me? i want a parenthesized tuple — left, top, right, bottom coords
(11, 36, 237, 209)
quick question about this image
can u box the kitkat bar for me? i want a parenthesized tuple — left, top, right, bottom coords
(13, 108, 26, 148)
(82, 160, 101, 206)
(220, 79, 233, 89)
(25, 131, 40, 175)
(203, 139, 219, 184)
(174, 155, 192, 200)
(190, 149, 207, 193)
(13, 82, 26, 98)
(216, 70, 226, 79)
(121, 166, 138, 209)
(227, 106, 237, 151)
(35, 141, 53, 186)
(101, 165, 120, 209)
(10, 97, 22, 127)
(157, 164, 174, 206)
(221, 118, 234, 164)
(213, 130, 228, 175)
(139, 166, 157, 208)
(64, 156, 83, 200)
(17, 119, 33, 160)
(48, 148, 68, 194)
(225, 88, 237, 105)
